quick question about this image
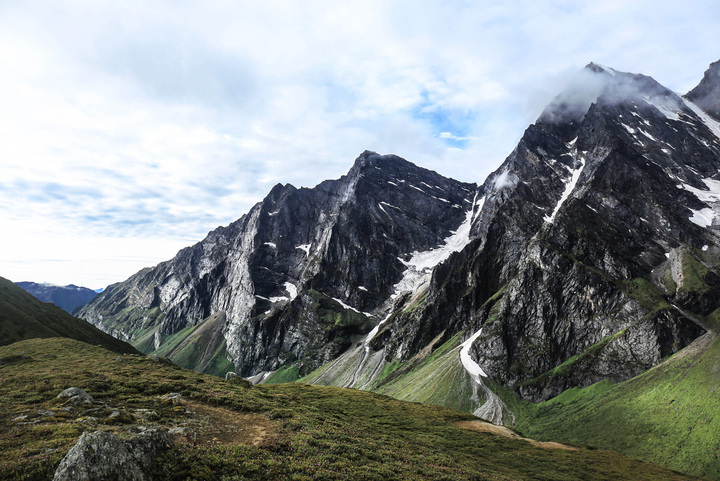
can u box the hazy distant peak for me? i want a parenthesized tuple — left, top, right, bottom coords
(686, 59, 720, 121)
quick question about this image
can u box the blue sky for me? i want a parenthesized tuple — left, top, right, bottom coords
(1, 0, 719, 288)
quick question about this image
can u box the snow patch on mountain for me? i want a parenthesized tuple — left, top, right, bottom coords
(392, 194, 483, 297)
(644, 97, 681, 121)
(545, 156, 586, 224)
(285, 282, 298, 301)
(459, 327, 513, 425)
(331, 296, 370, 315)
(683, 98, 720, 140)
(679, 177, 720, 227)
(459, 328, 487, 378)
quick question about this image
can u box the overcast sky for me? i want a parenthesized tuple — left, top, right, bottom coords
(1, 0, 718, 289)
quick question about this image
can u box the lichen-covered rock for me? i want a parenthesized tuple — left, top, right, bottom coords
(168, 426, 191, 443)
(57, 387, 93, 406)
(225, 371, 237, 381)
(158, 393, 182, 404)
(53, 429, 172, 481)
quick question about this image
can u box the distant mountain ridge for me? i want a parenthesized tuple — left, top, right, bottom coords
(0, 276, 137, 354)
(16, 281, 98, 314)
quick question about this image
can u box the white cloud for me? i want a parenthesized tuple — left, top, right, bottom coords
(1, 0, 719, 287)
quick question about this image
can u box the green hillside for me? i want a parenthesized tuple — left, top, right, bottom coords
(0, 337, 700, 481)
(0, 276, 137, 354)
(509, 330, 720, 480)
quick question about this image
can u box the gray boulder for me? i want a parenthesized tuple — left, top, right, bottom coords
(57, 387, 93, 406)
(157, 393, 182, 404)
(53, 429, 172, 481)
(225, 372, 238, 381)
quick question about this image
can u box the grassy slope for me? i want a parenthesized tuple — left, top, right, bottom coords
(509, 332, 720, 480)
(0, 337, 699, 481)
(0, 276, 137, 354)
(375, 332, 477, 413)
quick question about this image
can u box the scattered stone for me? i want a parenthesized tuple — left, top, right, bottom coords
(53, 429, 173, 481)
(125, 425, 147, 434)
(57, 387, 93, 406)
(168, 426, 191, 443)
(115, 356, 126, 363)
(148, 354, 173, 365)
(225, 371, 238, 381)
(77, 416, 98, 424)
(12, 415, 28, 422)
(62, 407, 74, 412)
(106, 410, 136, 425)
(158, 393, 182, 405)
(134, 409, 160, 422)
(37, 409, 55, 417)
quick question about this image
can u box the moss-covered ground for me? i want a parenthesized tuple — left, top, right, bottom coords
(0, 337, 700, 481)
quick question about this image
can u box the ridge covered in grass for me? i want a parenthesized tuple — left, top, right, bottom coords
(509, 332, 720, 480)
(0, 338, 701, 480)
(0, 276, 137, 354)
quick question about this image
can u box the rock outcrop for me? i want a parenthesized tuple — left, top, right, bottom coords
(53, 429, 172, 481)
(57, 387, 93, 406)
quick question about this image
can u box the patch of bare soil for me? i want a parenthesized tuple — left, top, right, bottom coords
(182, 400, 278, 446)
(454, 420, 580, 451)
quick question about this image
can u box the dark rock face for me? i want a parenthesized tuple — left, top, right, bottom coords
(686, 60, 720, 120)
(380, 63, 720, 401)
(15, 282, 97, 314)
(79, 151, 477, 377)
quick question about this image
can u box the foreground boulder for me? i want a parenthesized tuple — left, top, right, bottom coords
(56, 387, 93, 406)
(53, 429, 172, 481)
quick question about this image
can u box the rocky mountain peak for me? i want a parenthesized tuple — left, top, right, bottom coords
(539, 63, 678, 127)
(686, 59, 720, 120)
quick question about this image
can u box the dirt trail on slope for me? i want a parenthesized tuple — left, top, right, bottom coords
(182, 400, 277, 446)
(454, 420, 580, 451)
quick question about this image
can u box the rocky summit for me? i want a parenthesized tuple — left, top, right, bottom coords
(79, 60, 720, 434)
(79, 152, 478, 379)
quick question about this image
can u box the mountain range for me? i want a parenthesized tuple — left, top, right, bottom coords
(16, 281, 98, 314)
(0, 276, 136, 354)
(75, 60, 720, 478)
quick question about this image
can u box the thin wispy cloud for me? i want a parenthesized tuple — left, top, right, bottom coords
(1, 0, 718, 288)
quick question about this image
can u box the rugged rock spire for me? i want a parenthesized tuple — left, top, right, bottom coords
(79, 153, 477, 377)
(686, 59, 720, 120)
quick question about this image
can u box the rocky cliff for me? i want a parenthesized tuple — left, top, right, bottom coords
(79, 153, 477, 377)
(80, 60, 720, 424)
